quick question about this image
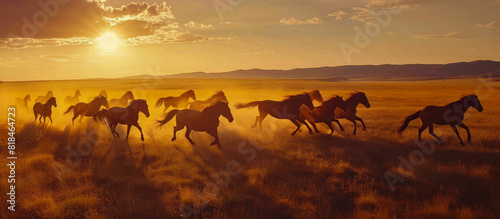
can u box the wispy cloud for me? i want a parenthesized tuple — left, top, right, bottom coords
(280, 17, 325, 25)
(477, 21, 500, 28)
(415, 32, 469, 40)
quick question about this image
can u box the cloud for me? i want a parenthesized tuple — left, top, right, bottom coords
(414, 32, 469, 40)
(327, 10, 347, 20)
(280, 17, 325, 25)
(0, 0, 214, 49)
(351, 0, 431, 22)
(477, 21, 500, 28)
(184, 21, 213, 29)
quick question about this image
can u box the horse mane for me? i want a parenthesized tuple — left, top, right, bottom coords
(322, 95, 342, 106)
(347, 91, 365, 100)
(460, 94, 477, 101)
(181, 89, 194, 96)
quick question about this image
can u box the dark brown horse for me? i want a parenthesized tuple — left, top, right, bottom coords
(299, 95, 347, 135)
(64, 96, 109, 125)
(235, 93, 315, 136)
(398, 94, 483, 146)
(335, 91, 371, 135)
(15, 94, 31, 110)
(155, 90, 196, 113)
(109, 91, 135, 107)
(64, 90, 81, 105)
(157, 101, 233, 148)
(33, 97, 57, 124)
(35, 91, 53, 104)
(189, 91, 228, 111)
(94, 99, 150, 141)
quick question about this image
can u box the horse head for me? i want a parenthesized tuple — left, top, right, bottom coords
(47, 91, 54, 97)
(354, 92, 370, 108)
(75, 90, 81, 97)
(99, 90, 108, 98)
(463, 94, 483, 112)
(48, 97, 57, 107)
(186, 90, 196, 101)
(324, 95, 347, 111)
(310, 90, 324, 102)
(126, 91, 135, 100)
(26, 95, 31, 102)
(95, 96, 109, 109)
(215, 91, 228, 103)
(303, 93, 314, 110)
(213, 101, 233, 122)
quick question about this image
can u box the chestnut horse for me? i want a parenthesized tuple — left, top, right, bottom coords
(87, 90, 108, 102)
(16, 94, 31, 110)
(335, 91, 371, 135)
(307, 90, 324, 104)
(33, 97, 57, 124)
(299, 95, 347, 135)
(189, 91, 228, 111)
(109, 91, 135, 107)
(398, 94, 483, 146)
(64, 90, 81, 105)
(155, 90, 196, 113)
(157, 101, 233, 148)
(235, 93, 315, 136)
(64, 96, 109, 125)
(94, 99, 150, 141)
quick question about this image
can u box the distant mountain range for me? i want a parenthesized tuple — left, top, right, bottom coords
(122, 60, 500, 81)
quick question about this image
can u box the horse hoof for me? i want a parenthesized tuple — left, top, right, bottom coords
(171, 137, 176, 141)
(141, 138, 145, 142)
(340, 129, 345, 132)
(467, 138, 471, 143)
(291, 132, 296, 136)
(210, 142, 216, 146)
(309, 131, 313, 135)
(363, 128, 366, 131)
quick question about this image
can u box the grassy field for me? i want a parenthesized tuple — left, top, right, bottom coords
(0, 78, 499, 218)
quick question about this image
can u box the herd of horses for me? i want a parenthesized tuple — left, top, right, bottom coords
(16, 89, 484, 148)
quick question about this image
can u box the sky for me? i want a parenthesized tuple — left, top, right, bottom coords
(0, 0, 499, 81)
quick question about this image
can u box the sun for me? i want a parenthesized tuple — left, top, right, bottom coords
(98, 33, 120, 51)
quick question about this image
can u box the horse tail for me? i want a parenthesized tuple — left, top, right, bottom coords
(155, 97, 166, 108)
(64, 105, 75, 114)
(398, 111, 421, 135)
(93, 109, 108, 125)
(156, 109, 179, 127)
(235, 101, 261, 109)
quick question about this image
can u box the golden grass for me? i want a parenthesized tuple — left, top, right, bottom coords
(0, 78, 499, 218)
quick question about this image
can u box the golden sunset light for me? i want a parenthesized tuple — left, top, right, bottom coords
(0, 0, 499, 218)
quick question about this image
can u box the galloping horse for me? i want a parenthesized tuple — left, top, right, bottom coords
(35, 91, 53, 104)
(15, 95, 31, 110)
(189, 91, 228, 111)
(398, 94, 483, 146)
(94, 99, 150, 141)
(33, 97, 57, 124)
(299, 95, 347, 135)
(64, 96, 109, 125)
(109, 91, 135, 107)
(308, 90, 324, 104)
(157, 101, 233, 148)
(335, 91, 371, 135)
(235, 93, 315, 136)
(155, 90, 196, 113)
(64, 90, 81, 105)
(87, 90, 108, 102)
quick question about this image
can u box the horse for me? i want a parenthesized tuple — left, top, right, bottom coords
(109, 91, 135, 107)
(64, 90, 81, 105)
(87, 90, 108, 102)
(64, 96, 109, 125)
(157, 101, 233, 148)
(398, 94, 483, 146)
(334, 91, 371, 135)
(155, 90, 196, 113)
(33, 97, 57, 124)
(94, 99, 150, 141)
(15, 95, 31, 110)
(299, 95, 347, 135)
(189, 91, 228, 111)
(308, 90, 324, 104)
(35, 91, 53, 104)
(235, 93, 315, 136)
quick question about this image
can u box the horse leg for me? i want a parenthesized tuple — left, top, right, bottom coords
(133, 123, 145, 142)
(185, 128, 195, 145)
(289, 119, 302, 136)
(49, 115, 53, 125)
(428, 123, 443, 144)
(354, 116, 366, 131)
(207, 128, 220, 148)
(126, 124, 132, 141)
(325, 122, 334, 135)
(108, 123, 116, 138)
(332, 119, 345, 132)
(311, 122, 320, 133)
(347, 118, 357, 135)
(451, 125, 465, 146)
(296, 117, 313, 134)
(252, 116, 260, 128)
(418, 123, 428, 142)
(458, 123, 471, 143)
(39, 115, 43, 123)
(34, 113, 38, 122)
